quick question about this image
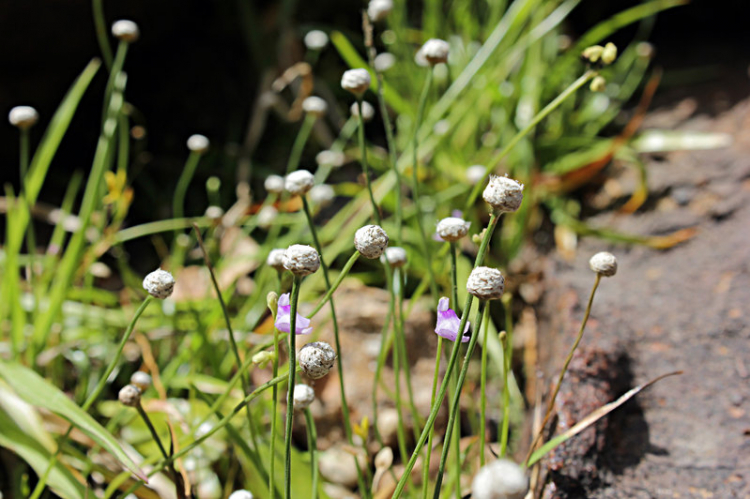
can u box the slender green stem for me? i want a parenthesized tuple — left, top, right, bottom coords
(307, 251, 360, 318)
(448, 241, 461, 498)
(284, 276, 301, 499)
(173, 152, 202, 220)
(103, 41, 128, 124)
(432, 301, 488, 498)
(412, 70, 439, 303)
(395, 267, 422, 434)
(392, 213, 500, 499)
(500, 294, 514, 456)
(270, 302, 281, 499)
(136, 404, 169, 460)
(19, 128, 37, 288)
(525, 273, 601, 466)
(304, 408, 319, 499)
(287, 114, 316, 174)
(422, 334, 444, 499)
(479, 304, 491, 466)
(356, 98, 381, 225)
(91, 0, 113, 68)
(371, 305, 394, 447)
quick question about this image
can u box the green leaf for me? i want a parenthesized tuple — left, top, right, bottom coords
(0, 362, 148, 481)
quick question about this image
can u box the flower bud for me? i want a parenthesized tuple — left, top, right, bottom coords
(293, 384, 316, 410)
(204, 206, 224, 220)
(257, 205, 278, 228)
(581, 45, 604, 63)
(436, 217, 471, 242)
(421, 39, 450, 65)
(112, 20, 140, 43)
(354, 225, 389, 259)
(466, 165, 486, 185)
(267, 291, 279, 315)
(118, 384, 141, 407)
(187, 134, 209, 154)
(142, 269, 175, 299)
(264, 174, 285, 194)
(374, 52, 396, 72)
(341, 69, 371, 95)
(316, 150, 346, 168)
(252, 351, 275, 368)
(285, 170, 315, 196)
(228, 491, 254, 499)
(298, 341, 337, 379)
(590, 76, 606, 93)
(368, 0, 393, 22)
(304, 30, 329, 51)
(283, 244, 320, 276)
(8, 106, 38, 129)
(482, 175, 524, 213)
(601, 42, 617, 65)
(302, 96, 328, 117)
(471, 459, 528, 499)
(130, 372, 152, 391)
(351, 101, 375, 122)
(309, 184, 335, 207)
(466, 266, 505, 301)
(589, 251, 617, 277)
(380, 246, 407, 268)
(267, 249, 287, 271)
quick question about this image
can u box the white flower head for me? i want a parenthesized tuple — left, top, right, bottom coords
(309, 184, 335, 207)
(589, 251, 617, 277)
(285, 170, 315, 196)
(298, 341, 337, 379)
(466, 165, 486, 185)
(293, 384, 316, 410)
(257, 205, 278, 228)
(471, 459, 528, 499)
(8, 106, 39, 129)
(421, 38, 450, 65)
(341, 69, 371, 95)
(466, 266, 505, 301)
(112, 20, 140, 43)
(267, 249, 286, 271)
(482, 175, 524, 213)
(304, 30, 329, 51)
(187, 134, 209, 153)
(283, 244, 320, 276)
(204, 206, 224, 220)
(355, 225, 389, 259)
(368, 0, 394, 22)
(227, 491, 254, 499)
(143, 269, 175, 299)
(130, 372, 152, 391)
(118, 385, 141, 407)
(380, 246, 407, 268)
(351, 101, 375, 122)
(302, 96, 328, 117)
(436, 217, 471, 242)
(316, 150, 346, 168)
(374, 52, 396, 72)
(264, 174, 285, 194)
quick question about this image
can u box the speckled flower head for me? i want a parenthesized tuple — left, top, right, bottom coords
(275, 293, 313, 335)
(228, 491, 254, 499)
(316, 150, 346, 168)
(8, 106, 38, 129)
(589, 251, 617, 277)
(466, 266, 505, 301)
(304, 30, 329, 51)
(435, 297, 470, 342)
(302, 96, 328, 117)
(283, 244, 320, 276)
(482, 175, 524, 213)
(355, 225, 389, 259)
(187, 134, 209, 153)
(421, 38, 450, 65)
(436, 217, 471, 242)
(142, 269, 175, 299)
(351, 101, 375, 122)
(285, 170, 315, 196)
(368, 0, 393, 22)
(118, 384, 141, 407)
(266, 248, 286, 271)
(466, 165, 486, 185)
(130, 372, 152, 391)
(341, 69, 371, 95)
(264, 174, 285, 194)
(298, 341, 337, 379)
(374, 52, 396, 72)
(380, 246, 407, 268)
(293, 384, 316, 410)
(471, 459, 528, 499)
(309, 184, 335, 207)
(112, 20, 140, 43)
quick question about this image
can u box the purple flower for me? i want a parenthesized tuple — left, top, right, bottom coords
(435, 297, 470, 342)
(275, 293, 313, 335)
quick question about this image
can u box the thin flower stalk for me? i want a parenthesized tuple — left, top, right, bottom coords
(499, 293, 514, 456)
(356, 98, 382, 225)
(448, 241, 461, 499)
(307, 251, 360, 318)
(287, 113, 316, 175)
(172, 149, 202, 221)
(18, 126, 38, 290)
(303, 408, 319, 499)
(284, 276, 302, 499)
(421, 331, 443, 499)
(395, 265, 423, 434)
(136, 403, 185, 499)
(371, 304, 394, 447)
(269, 303, 281, 499)
(479, 303, 491, 466)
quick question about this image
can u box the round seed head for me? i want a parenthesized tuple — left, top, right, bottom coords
(354, 225, 389, 259)
(298, 341, 337, 379)
(466, 165, 486, 185)
(8, 106, 39, 129)
(368, 0, 394, 22)
(302, 96, 328, 117)
(228, 491, 254, 499)
(482, 175, 524, 213)
(436, 217, 471, 242)
(204, 206, 224, 220)
(589, 251, 617, 277)
(142, 269, 175, 299)
(341, 69, 371, 95)
(267, 249, 286, 271)
(304, 30, 329, 51)
(112, 20, 140, 43)
(264, 174, 285, 194)
(471, 459, 528, 499)
(421, 38, 450, 65)
(590, 76, 606, 93)
(285, 170, 315, 196)
(130, 372, 152, 391)
(380, 246, 407, 267)
(316, 150, 346, 168)
(309, 184, 335, 207)
(374, 52, 396, 72)
(351, 101, 375, 122)
(187, 134, 209, 153)
(283, 244, 320, 276)
(466, 266, 505, 301)
(293, 384, 316, 410)
(118, 384, 141, 407)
